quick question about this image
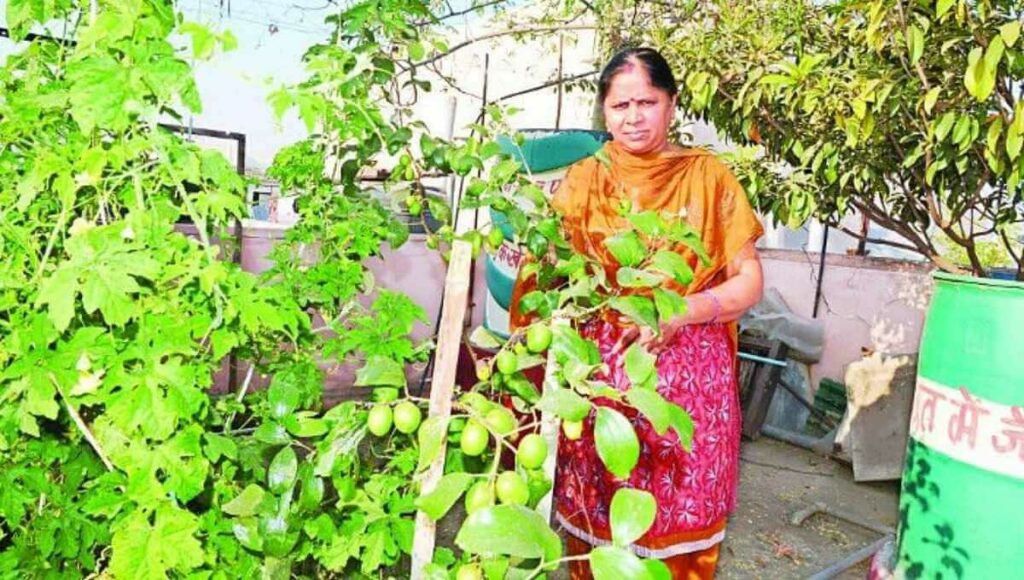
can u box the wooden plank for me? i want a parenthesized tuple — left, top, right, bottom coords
(741, 339, 788, 440)
(409, 237, 474, 579)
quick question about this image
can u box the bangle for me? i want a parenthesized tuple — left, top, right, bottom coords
(701, 290, 722, 324)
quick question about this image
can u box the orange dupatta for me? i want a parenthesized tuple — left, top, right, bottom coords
(509, 140, 764, 349)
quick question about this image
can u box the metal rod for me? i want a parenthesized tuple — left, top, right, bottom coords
(777, 378, 837, 427)
(812, 223, 829, 318)
(806, 534, 893, 580)
(738, 351, 787, 368)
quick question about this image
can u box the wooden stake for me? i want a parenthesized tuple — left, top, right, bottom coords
(410, 236, 474, 579)
(535, 317, 567, 522)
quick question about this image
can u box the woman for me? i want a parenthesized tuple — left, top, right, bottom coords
(511, 48, 764, 578)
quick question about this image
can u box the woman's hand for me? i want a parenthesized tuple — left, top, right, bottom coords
(611, 317, 687, 356)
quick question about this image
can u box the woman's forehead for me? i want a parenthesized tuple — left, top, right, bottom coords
(606, 69, 662, 98)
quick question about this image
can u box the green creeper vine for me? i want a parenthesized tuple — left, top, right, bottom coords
(1, 0, 710, 578)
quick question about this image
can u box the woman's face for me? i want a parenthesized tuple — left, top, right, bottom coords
(602, 62, 676, 155)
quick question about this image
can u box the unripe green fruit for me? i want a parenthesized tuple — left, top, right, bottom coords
(367, 405, 393, 437)
(393, 401, 422, 434)
(517, 433, 548, 469)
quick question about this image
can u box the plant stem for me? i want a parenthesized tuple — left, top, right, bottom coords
(52, 375, 114, 472)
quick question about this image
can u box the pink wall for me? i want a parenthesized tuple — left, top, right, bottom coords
(759, 249, 933, 387)
(232, 223, 934, 395)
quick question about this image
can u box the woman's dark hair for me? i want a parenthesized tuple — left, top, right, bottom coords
(597, 47, 678, 104)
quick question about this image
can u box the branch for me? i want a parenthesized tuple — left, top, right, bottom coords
(716, 85, 787, 138)
(53, 375, 114, 472)
(415, 0, 510, 26)
(495, 70, 598, 103)
(403, 25, 595, 72)
(425, 60, 482, 100)
(850, 198, 958, 271)
(830, 223, 920, 253)
(1000, 226, 1022, 265)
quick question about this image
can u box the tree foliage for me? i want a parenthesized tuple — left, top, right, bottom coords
(595, 0, 1024, 278)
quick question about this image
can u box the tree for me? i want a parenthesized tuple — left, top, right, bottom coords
(598, 0, 1024, 279)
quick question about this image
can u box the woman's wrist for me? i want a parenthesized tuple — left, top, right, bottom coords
(683, 289, 722, 324)
(701, 290, 722, 323)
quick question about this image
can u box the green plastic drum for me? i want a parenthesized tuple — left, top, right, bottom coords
(896, 272, 1024, 579)
(483, 130, 609, 338)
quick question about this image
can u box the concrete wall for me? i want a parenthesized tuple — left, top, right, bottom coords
(759, 249, 933, 387)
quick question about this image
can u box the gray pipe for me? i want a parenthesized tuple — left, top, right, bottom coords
(806, 534, 893, 580)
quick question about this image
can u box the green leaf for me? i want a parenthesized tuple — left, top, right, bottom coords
(505, 375, 541, 404)
(986, 36, 1006, 71)
(649, 250, 694, 286)
(268, 446, 298, 494)
(223, 484, 268, 517)
(417, 416, 448, 472)
(1006, 122, 1022, 160)
(204, 432, 238, 462)
(594, 407, 639, 479)
(355, 355, 407, 388)
(964, 42, 1000, 101)
(935, 112, 956, 141)
(80, 267, 139, 326)
(987, 116, 1004, 153)
(111, 507, 204, 579)
(469, 325, 504, 349)
(936, 0, 955, 19)
(299, 468, 325, 510)
(550, 324, 601, 366)
(1001, 21, 1022, 48)
(455, 505, 562, 563)
(416, 472, 473, 521)
(180, 22, 217, 59)
(255, 421, 291, 445)
(608, 296, 658, 331)
(409, 40, 426, 60)
(645, 559, 673, 580)
(603, 231, 646, 268)
(268, 377, 300, 419)
(67, 56, 132, 132)
(491, 159, 522, 182)
(624, 344, 657, 390)
(667, 403, 695, 452)
(616, 267, 664, 288)
(536, 387, 592, 421)
(263, 558, 291, 580)
(35, 267, 78, 332)
(626, 388, 671, 435)
(232, 517, 263, 551)
(609, 488, 657, 546)
(285, 415, 329, 438)
(220, 29, 239, 51)
(952, 115, 971, 146)
(590, 545, 653, 580)
(652, 288, 689, 324)
(626, 211, 664, 236)
(907, 25, 924, 66)
(924, 87, 941, 114)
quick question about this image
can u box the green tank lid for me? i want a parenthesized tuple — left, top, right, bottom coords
(497, 129, 610, 174)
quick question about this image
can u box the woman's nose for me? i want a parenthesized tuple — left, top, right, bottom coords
(626, 105, 642, 124)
